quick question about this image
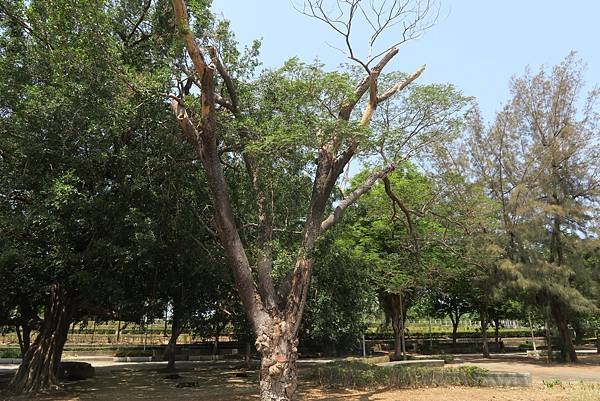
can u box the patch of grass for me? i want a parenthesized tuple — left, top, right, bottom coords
(114, 349, 153, 357)
(518, 342, 534, 351)
(311, 361, 488, 389)
(569, 383, 600, 401)
(407, 354, 454, 363)
(344, 355, 390, 365)
(543, 378, 563, 388)
(0, 348, 22, 358)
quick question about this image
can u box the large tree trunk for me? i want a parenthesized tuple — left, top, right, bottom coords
(380, 292, 408, 360)
(450, 314, 459, 345)
(544, 317, 553, 362)
(494, 317, 500, 345)
(256, 321, 298, 401)
(22, 325, 32, 354)
(164, 317, 181, 371)
(480, 308, 490, 358)
(8, 285, 72, 394)
(212, 335, 219, 358)
(115, 320, 121, 343)
(550, 301, 577, 363)
(390, 298, 405, 359)
(393, 327, 403, 358)
(15, 324, 33, 356)
(245, 340, 252, 367)
(15, 326, 24, 356)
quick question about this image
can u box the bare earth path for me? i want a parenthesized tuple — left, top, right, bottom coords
(1, 353, 599, 401)
(451, 353, 600, 383)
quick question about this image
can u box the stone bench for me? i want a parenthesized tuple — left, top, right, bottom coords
(57, 361, 95, 381)
(377, 359, 445, 368)
(0, 358, 22, 365)
(476, 371, 531, 387)
(112, 356, 153, 362)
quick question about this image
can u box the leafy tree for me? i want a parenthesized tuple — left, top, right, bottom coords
(300, 234, 376, 356)
(166, 0, 440, 398)
(428, 258, 476, 345)
(468, 53, 600, 362)
(0, 0, 184, 391)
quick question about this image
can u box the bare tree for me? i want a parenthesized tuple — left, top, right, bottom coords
(296, 0, 438, 72)
(168, 1, 436, 399)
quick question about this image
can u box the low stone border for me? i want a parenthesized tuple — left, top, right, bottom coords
(188, 355, 222, 361)
(476, 371, 532, 387)
(0, 358, 22, 364)
(377, 359, 445, 368)
(112, 356, 153, 362)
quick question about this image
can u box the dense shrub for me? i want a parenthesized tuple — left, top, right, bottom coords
(114, 349, 153, 357)
(312, 361, 488, 389)
(0, 348, 22, 358)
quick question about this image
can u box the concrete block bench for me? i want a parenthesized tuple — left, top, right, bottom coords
(112, 356, 153, 362)
(476, 371, 532, 387)
(0, 358, 22, 365)
(377, 359, 445, 368)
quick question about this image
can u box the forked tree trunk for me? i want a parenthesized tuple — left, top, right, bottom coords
(550, 301, 577, 363)
(8, 285, 71, 394)
(255, 319, 299, 401)
(15, 324, 32, 357)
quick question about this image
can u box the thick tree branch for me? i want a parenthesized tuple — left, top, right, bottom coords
(320, 164, 396, 233)
(208, 46, 240, 116)
(172, 0, 207, 77)
(169, 99, 201, 149)
(382, 175, 419, 252)
(171, 0, 269, 333)
(282, 46, 426, 323)
(359, 75, 379, 125)
(377, 64, 426, 103)
(125, 0, 152, 43)
(247, 159, 278, 312)
(338, 47, 399, 121)
(0, 2, 53, 50)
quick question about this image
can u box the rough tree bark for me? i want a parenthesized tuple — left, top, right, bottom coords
(244, 340, 252, 367)
(544, 315, 553, 362)
(8, 284, 72, 394)
(380, 292, 410, 360)
(15, 325, 23, 355)
(15, 303, 36, 356)
(493, 317, 500, 346)
(550, 300, 577, 363)
(449, 311, 460, 346)
(480, 308, 490, 358)
(168, 1, 427, 398)
(164, 315, 181, 371)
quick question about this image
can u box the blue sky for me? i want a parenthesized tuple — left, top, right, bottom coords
(213, 1, 600, 122)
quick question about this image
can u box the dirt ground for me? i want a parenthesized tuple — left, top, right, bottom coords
(1, 354, 599, 401)
(452, 353, 600, 383)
